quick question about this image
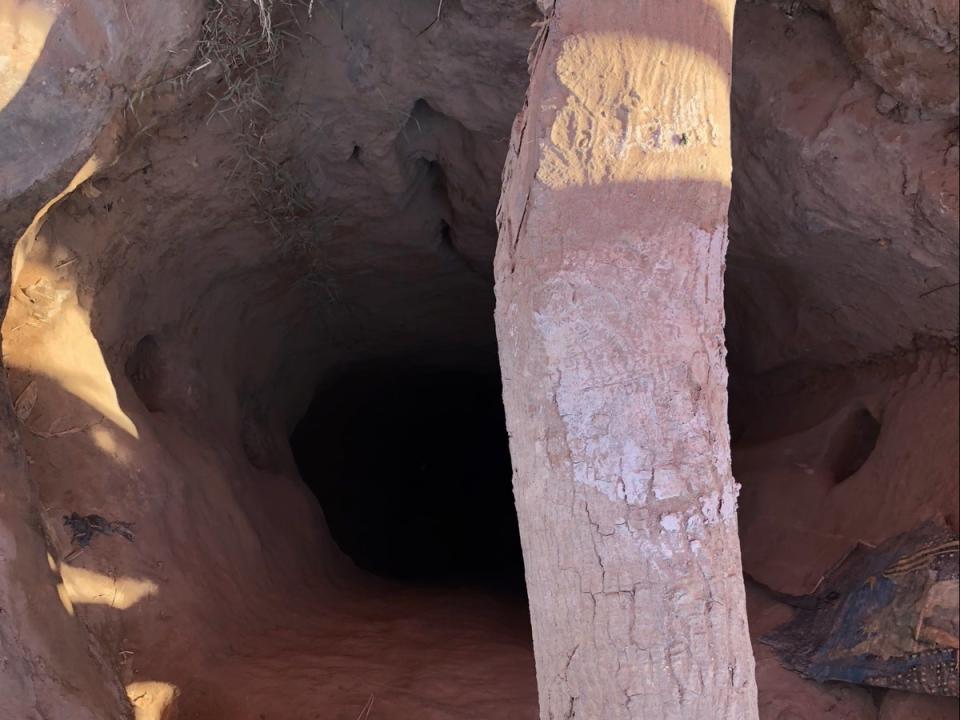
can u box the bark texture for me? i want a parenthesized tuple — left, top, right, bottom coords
(494, 1, 759, 717)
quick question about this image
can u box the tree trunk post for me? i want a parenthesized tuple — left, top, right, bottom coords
(494, 1, 758, 717)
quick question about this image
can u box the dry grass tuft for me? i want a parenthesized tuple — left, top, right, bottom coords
(124, 1, 337, 297)
(355, 694, 376, 720)
(195, 0, 289, 123)
(232, 120, 339, 300)
(192, 1, 320, 242)
(121, 0, 291, 130)
(233, 122, 312, 234)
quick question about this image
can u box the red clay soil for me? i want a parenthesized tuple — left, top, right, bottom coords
(0, 0, 957, 718)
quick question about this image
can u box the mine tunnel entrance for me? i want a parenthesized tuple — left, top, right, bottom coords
(290, 360, 526, 592)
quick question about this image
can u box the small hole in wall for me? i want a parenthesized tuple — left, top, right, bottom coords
(125, 335, 164, 412)
(824, 407, 882, 483)
(440, 219, 453, 247)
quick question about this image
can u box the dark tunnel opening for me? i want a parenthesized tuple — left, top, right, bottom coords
(290, 361, 526, 593)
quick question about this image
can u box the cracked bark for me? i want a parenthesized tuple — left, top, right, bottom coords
(494, 1, 758, 717)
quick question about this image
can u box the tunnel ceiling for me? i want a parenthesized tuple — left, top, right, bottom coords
(2, 1, 543, 431)
(2, 0, 956, 399)
(251, 0, 541, 370)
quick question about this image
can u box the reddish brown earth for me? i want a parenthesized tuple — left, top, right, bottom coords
(0, 1, 957, 719)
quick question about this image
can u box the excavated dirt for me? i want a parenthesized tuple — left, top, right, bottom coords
(0, 0, 957, 719)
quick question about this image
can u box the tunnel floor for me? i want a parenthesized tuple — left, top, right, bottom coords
(168, 584, 538, 719)
(164, 357, 540, 720)
(150, 361, 540, 720)
(158, 362, 537, 720)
